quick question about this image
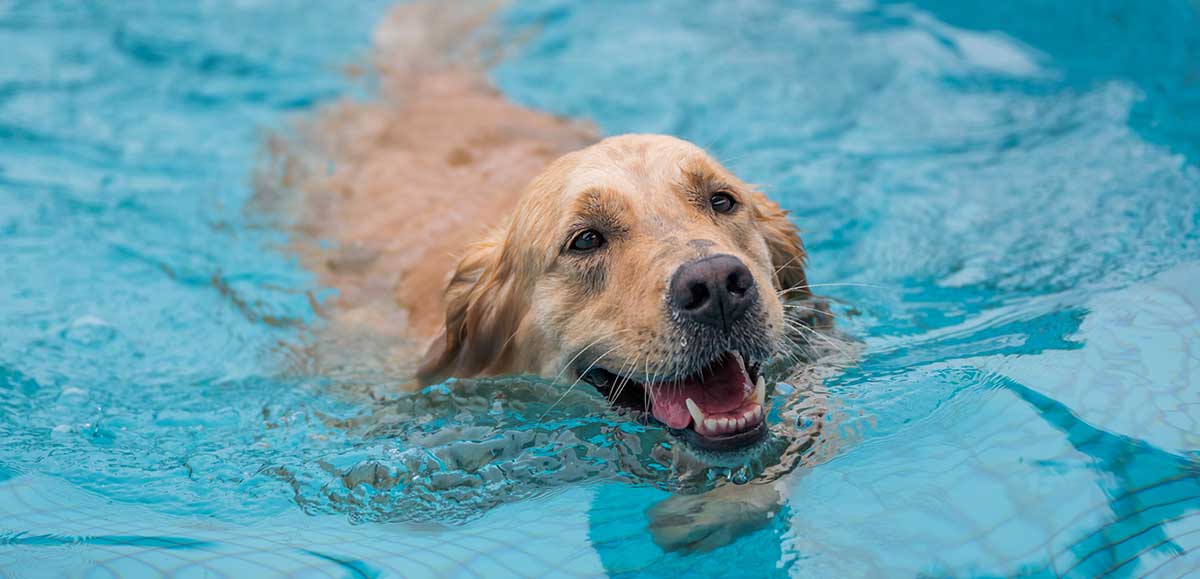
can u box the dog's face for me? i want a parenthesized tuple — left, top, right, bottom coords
(418, 134, 810, 462)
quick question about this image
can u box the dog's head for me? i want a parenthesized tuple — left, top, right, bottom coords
(417, 134, 810, 463)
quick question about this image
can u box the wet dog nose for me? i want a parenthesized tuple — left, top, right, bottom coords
(669, 254, 756, 331)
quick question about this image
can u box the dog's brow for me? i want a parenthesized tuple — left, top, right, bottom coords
(680, 160, 733, 198)
(570, 188, 628, 231)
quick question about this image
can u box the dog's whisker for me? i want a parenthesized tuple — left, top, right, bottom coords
(777, 330, 807, 362)
(623, 353, 651, 411)
(785, 319, 857, 367)
(776, 281, 893, 296)
(776, 332, 804, 358)
(539, 342, 625, 423)
(642, 353, 655, 417)
(785, 328, 820, 363)
(548, 328, 634, 389)
(607, 353, 640, 410)
(771, 253, 807, 277)
(783, 302, 836, 316)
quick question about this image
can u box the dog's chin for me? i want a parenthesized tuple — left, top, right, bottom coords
(580, 350, 770, 465)
(669, 421, 770, 467)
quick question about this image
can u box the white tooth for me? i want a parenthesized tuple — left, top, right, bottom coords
(719, 417, 730, 432)
(737, 417, 746, 430)
(705, 418, 718, 433)
(735, 352, 746, 374)
(685, 398, 705, 426)
(754, 375, 765, 405)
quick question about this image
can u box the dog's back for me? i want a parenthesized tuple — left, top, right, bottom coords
(258, 5, 595, 378)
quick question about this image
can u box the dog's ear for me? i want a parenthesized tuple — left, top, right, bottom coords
(751, 191, 810, 300)
(416, 232, 529, 385)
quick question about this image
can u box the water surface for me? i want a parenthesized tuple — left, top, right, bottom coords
(2, 0, 1199, 576)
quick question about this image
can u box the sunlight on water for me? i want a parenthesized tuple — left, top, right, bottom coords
(1, 0, 1199, 576)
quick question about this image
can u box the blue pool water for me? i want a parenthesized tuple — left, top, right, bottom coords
(2, 0, 1199, 576)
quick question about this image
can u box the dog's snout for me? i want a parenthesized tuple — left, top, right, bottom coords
(669, 254, 755, 330)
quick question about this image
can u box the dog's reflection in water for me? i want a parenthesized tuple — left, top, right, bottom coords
(289, 359, 842, 553)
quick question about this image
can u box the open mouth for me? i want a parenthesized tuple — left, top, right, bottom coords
(580, 351, 767, 453)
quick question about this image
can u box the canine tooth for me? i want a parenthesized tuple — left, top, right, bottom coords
(753, 375, 765, 405)
(685, 398, 705, 426)
(735, 352, 746, 373)
(705, 418, 718, 433)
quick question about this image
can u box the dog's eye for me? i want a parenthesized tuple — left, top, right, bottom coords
(710, 192, 737, 214)
(569, 229, 606, 253)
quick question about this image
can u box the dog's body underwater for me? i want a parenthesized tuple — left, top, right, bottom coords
(260, 4, 842, 552)
(264, 7, 818, 466)
(282, 131, 816, 463)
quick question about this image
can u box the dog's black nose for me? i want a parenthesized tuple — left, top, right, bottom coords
(669, 254, 756, 331)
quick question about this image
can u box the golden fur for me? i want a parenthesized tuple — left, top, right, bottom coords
(262, 4, 811, 384)
(257, 4, 596, 378)
(417, 134, 811, 386)
(260, 3, 837, 552)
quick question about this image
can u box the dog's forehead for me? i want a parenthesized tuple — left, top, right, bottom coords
(560, 137, 716, 203)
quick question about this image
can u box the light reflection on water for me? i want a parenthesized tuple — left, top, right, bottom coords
(1, 0, 1199, 576)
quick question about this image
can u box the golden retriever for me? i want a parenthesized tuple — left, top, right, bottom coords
(260, 3, 821, 466)
(258, 2, 843, 551)
(415, 133, 813, 462)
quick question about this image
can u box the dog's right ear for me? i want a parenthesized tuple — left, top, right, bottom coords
(415, 232, 528, 385)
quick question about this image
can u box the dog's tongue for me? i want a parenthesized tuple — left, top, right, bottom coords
(648, 353, 752, 429)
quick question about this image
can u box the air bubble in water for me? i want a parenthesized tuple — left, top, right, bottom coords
(61, 315, 117, 346)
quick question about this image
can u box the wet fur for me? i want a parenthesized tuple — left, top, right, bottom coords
(417, 135, 811, 388)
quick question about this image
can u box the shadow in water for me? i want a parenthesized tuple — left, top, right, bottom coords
(1000, 379, 1200, 577)
(0, 533, 215, 550)
(301, 549, 383, 579)
(0, 531, 387, 577)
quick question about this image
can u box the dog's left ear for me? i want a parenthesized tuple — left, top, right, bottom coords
(415, 231, 530, 385)
(751, 191, 810, 300)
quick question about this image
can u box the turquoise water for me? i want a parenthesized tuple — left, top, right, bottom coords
(2, 0, 1199, 577)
